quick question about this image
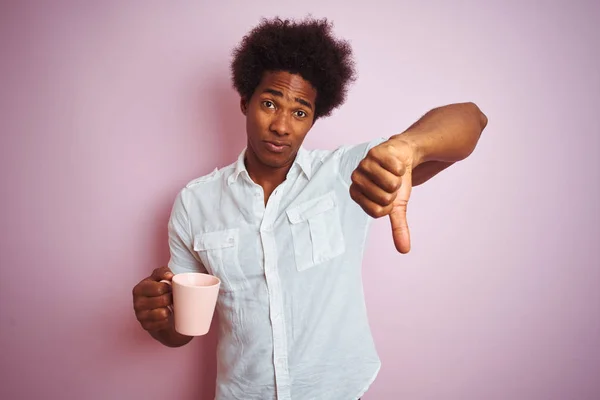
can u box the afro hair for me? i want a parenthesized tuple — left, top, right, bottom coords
(230, 17, 356, 120)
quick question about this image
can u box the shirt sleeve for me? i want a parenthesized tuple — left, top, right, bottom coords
(336, 137, 387, 186)
(167, 189, 207, 274)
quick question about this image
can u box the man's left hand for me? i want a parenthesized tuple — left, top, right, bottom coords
(349, 139, 415, 254)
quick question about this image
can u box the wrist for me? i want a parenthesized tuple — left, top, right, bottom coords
(389, 132, 425, 167)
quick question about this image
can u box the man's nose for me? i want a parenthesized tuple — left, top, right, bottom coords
(269, 111, 290, 136)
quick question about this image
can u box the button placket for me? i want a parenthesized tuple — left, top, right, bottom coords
(260, 183, 291, 400)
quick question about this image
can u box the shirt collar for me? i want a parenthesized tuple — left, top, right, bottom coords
(227, 146, 312, 186)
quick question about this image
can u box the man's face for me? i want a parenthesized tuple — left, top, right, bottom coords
(242, 70, 317, 170)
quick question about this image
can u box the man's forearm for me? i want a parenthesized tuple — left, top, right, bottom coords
(150, 318, 193, 348)
(391, 102, 488, 167)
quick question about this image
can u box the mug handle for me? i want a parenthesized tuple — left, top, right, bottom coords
(159, 279, 173, 314)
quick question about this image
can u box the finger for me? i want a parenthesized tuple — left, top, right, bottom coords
(351, 170, 398, 207)
(133, 279, 171, 298)
(368, 146, 406, 176)
(357, 158, 403, 193)
(136, 307, 171, 323)
(389, 170, 413, 254)
(349, 183, 393, 219)
(150, 267, 174, 282)
(134, 293, 172, 312)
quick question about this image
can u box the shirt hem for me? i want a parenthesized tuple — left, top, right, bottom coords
(352, 362, 381, 400)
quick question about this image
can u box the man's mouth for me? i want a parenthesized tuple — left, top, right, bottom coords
(264, 141, 290, 153)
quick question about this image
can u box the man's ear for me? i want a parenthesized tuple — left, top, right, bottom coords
(240, 97, 248, 116)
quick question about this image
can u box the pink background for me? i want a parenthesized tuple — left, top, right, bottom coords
(1, 1, 599, 399)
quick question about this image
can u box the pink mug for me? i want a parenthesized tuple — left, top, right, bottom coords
(161, 272, 220, 336)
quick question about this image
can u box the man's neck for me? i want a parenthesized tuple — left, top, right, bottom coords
(244, 152, 292, 204)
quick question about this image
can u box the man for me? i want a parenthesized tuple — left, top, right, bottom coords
(132, 17, 487, 400)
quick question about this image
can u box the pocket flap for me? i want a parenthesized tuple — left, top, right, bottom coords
(286, 192, 337, 224)
(194, 229, 238, 251)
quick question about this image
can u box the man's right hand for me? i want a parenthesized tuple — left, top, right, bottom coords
(132, 267, 174, 332)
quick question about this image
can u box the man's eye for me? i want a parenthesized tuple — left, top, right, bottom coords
(263, 101, 275, 108)
(295, 110, 306, 118)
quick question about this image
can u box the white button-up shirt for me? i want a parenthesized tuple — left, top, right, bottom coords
(168, 138, 386, 400)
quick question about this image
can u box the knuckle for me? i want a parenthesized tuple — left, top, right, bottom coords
(385, 178, 400, 192)
(159, 294, 172, 308)
(154, 285, 166, 296)
(373, 205, 386, 218)
(391, 161, 403, 176)
(156, 308, 170, 320)
(384, 192, 396, 204)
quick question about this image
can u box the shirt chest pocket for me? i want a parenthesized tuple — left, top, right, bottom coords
(193, 229, 248, 292)
(286, 191, 346, 271)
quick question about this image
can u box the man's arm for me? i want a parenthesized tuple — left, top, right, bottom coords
(132, 190, 206, 346)
(410, 160, 454, 187)
(393, 102, 488, 186)
(349, 102, 488, 253)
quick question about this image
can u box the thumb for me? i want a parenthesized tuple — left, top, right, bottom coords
(151, 266, 174, 282)
(389, 169, 412, 254)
